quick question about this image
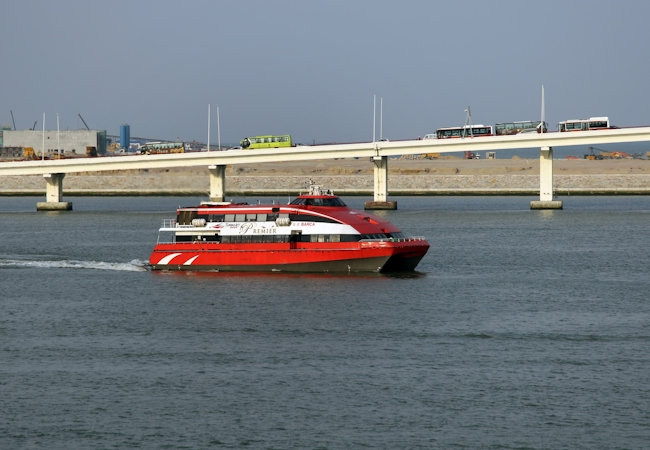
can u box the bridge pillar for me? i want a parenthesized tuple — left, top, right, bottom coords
(37, 173, 72, 211)
(365, 156, 397, 210)
(530, 146, 562, 210)
(208, 165, 226, 202)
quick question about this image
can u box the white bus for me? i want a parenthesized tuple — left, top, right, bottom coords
(495, 121, 547, 135)
(436, 125, 494, 139)
(558, 117, 612, 132)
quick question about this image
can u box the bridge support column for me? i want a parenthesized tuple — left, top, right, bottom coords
(365, 156, 397, 210)
(530, 146, 562, 210)
(209, 165, 226, 202)
(37, 173, 72, 211)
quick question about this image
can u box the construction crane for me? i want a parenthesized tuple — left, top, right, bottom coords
(78, 113, 90, 130)
(588, 146, 630, 159)
(585, 147, 603, 160)
(10, 110, 16, 130)
(32, 120, 37, 130)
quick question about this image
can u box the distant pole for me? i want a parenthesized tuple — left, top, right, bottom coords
(463, 106, 473, 138)
(373, 95, 376, 142)
(217, 105, 221, 151)
(42, 113, 45, 161)
(57, 113, 60, 159)
(380, 96, 383, 140)
(541, 85, 545, 126)
(207, 104, 211, 152)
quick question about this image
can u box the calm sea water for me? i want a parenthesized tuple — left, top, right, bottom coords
(1, 195, 649, 449)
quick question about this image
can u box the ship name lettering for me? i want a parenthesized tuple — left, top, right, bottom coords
(253, 228, 276, 234)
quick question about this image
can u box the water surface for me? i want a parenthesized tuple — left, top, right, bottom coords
(1, 196, 649, 449)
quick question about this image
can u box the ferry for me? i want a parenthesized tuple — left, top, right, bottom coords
(149, 185, 429, 273)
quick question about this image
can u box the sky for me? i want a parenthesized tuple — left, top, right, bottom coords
(2, 0, 650, 147)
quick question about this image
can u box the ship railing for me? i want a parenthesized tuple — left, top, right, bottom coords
(161, 219, 177, 229)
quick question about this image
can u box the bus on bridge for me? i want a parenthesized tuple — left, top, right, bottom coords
(140, 142, 185, 155)
(240, 135, 292, 149)
(558, 117, 614, 132)
(495, 121, 547, 135)
(436, 125, 494, 139)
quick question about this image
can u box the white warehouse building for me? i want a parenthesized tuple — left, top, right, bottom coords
(2, 129, 107, 156)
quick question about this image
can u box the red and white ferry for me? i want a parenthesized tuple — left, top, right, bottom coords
(149, 185, 429, 273)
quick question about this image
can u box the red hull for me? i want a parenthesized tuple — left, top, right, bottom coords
(150, 239, 429, 273)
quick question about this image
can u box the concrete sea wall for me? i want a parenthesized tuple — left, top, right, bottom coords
(2, 173, 650, 196)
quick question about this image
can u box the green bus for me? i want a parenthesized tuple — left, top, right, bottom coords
(240, 135, 292, 149)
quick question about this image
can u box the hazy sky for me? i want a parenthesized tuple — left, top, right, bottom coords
(2, 0, 650, 145)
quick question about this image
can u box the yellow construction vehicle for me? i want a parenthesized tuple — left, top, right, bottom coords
(23, 147, 35, 159)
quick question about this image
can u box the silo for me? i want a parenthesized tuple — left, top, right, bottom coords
(120, 124, 130, 152)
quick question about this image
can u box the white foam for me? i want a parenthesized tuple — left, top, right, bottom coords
(0, 258, 149, 272)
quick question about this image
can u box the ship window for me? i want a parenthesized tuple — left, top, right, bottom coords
(224, 214, 235, 222)
(267, 213, 278, 221)
(235, 214, 246, 222)
(178, 210, 198, 225)
(209, 214, 225, 222)
(241, 235, 252, 243)
(246, 214, 257, 222)
(256, 214, 267, 222)
(309, 234, 330, 242)
(288, 213, 340, 224)
(251, 235, 264, 243)
(330, 234, 340, 242)
(279, 213, 289, 219)
(290, 197, 346, 206)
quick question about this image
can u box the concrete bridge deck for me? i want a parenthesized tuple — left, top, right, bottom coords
(2, 127, 650, 210)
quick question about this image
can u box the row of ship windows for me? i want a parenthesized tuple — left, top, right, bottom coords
(175, 232, 405, 244)
(178, 212, 339, 225)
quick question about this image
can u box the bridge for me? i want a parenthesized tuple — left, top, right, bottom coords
(2, 126, 650, 210)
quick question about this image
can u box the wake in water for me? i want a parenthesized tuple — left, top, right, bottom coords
(0, 258, 149, 272)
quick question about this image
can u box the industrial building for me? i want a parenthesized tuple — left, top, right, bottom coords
(0, 129, 107, 159)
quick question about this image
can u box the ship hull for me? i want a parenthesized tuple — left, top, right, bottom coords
(150, 240, 428, 273)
